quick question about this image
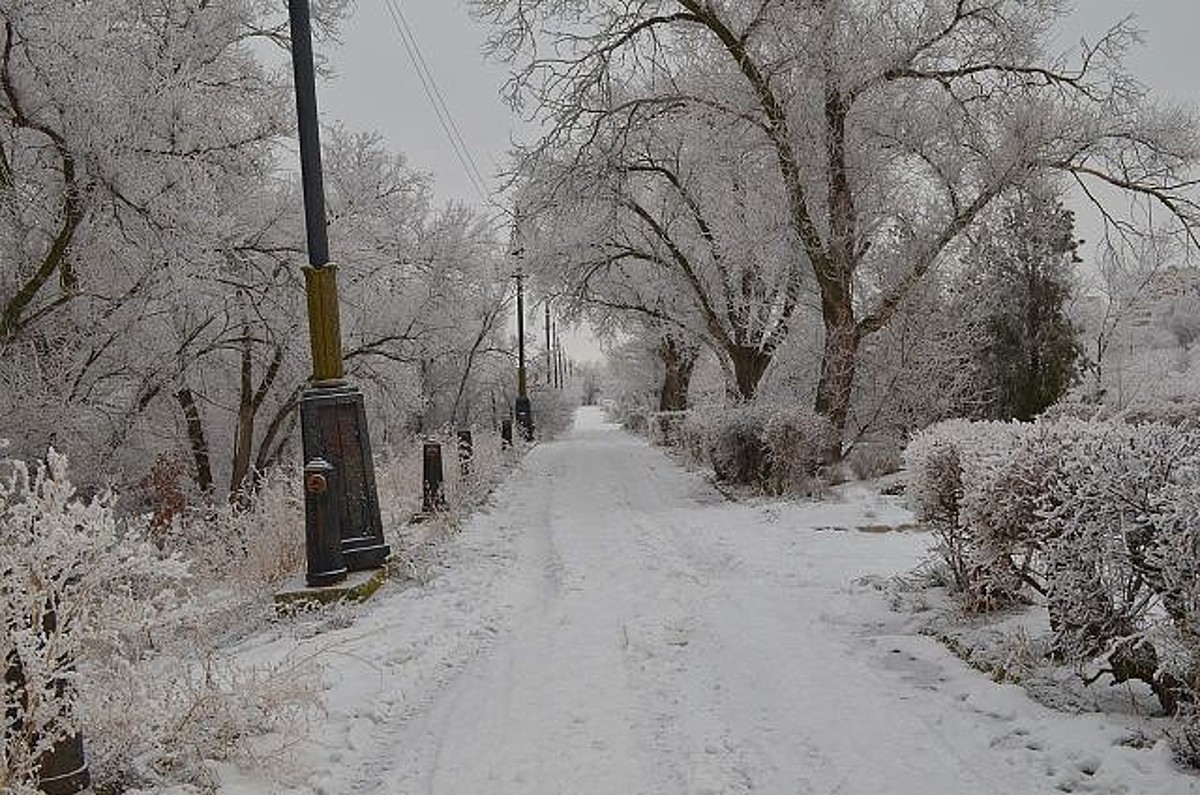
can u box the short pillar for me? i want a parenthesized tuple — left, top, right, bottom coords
(457, 430, 473, 476)
(501, 418, 513, 448)
(303, 457, 348, 587)
(422, 441, 446, 513)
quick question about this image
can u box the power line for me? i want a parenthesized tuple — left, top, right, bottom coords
(381, 0, 495, 207)
(390, 0, 492, 198)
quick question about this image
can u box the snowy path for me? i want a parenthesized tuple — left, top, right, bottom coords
(239, 407, 1198, 795)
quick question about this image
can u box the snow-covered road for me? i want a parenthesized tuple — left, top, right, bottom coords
(233, 407, 1197, 794)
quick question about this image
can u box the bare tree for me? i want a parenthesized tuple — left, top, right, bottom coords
(474, 0, 1199, 454)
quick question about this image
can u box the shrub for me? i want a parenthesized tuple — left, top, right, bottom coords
(670, 403, 832, 495)
(707, 405, 772, 488)
(763, 407, 835, 494)
(647, 411, 688, 447)
(904, 420, 1030, 611)
(904, 416, 1200, 723)
(1, 450, 187, 791)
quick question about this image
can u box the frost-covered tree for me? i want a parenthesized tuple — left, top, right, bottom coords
(0, 2, 511, 500)
(0, 0, 339, 491)
(517, 104, 803, 399)
(474, 0, 1200, 456)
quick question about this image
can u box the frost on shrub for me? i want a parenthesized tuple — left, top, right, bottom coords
(705, 404, 772, 489)
(679, 407, 716, 465)
(681, 403, 833, 495)
(1, 450, 323, 792)
(648, 411, 688, 447)
(905, 416, 1200, 721)
(0, 449, 186, 790)
(164, 467, 305, 590)
(904, 420, 1030, 611)
(763, 406, 835, 495)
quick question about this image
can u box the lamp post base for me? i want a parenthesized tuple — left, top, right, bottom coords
(300, 384, 390, 572)
(515, 396, 534, 441)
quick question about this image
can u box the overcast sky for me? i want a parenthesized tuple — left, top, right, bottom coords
(320, 1, 1200, 207)
(317, 1, 1200, 360)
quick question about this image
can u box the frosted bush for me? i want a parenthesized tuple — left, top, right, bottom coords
(841, 434, 903, 480)
(0, 449, 327, 792)
(670, 403, 835, 495)
(905, 416, 1200, 721)
(0, 450, 187, 791)
(762, 406, 835, 495)
(163, 467, 305, 591)
(679, 406, 717, 465)
(904, 420, 1030, 611)
(622, 406, 650, 434)
(705, 404, 772, 488)
(648, 411, 688, 447)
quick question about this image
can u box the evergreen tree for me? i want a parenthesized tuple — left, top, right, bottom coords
(961, 187, 1083, 421)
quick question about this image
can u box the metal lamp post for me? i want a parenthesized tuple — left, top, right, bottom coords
(288, 0, 389, 585)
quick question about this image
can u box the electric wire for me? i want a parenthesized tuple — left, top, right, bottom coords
(391, 0, 492, 200)
(381, 0, 497, 210)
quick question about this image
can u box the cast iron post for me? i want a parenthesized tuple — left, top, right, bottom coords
(289, 0, 389, 584)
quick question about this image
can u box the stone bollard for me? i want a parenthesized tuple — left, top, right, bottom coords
(422, 441, 446, 513)
(457, 430, 473, 476)
(303, 457, 348, 587)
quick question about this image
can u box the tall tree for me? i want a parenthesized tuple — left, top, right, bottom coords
(518, 105, 802, 399)
(960, 186, 1083, 420)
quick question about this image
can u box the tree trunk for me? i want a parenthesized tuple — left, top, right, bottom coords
(175, 386, 213, 494)
(254, 387, 301, 472)
(728, 346, 772, 400)
(658, 337, 698, 411)
(229, 335, 255, 498)
(813, 316, 860, 461)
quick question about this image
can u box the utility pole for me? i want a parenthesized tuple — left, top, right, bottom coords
(552, 319, 561, 388)
(514, 270, 533, 440)
(288, 0, 388, 586)
(545, 303, 552, 386)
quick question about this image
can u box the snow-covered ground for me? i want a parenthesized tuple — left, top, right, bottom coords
(215, 407, 1199, 794)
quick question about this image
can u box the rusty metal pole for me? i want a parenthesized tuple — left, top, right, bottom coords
(289, 0, 388, 579)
